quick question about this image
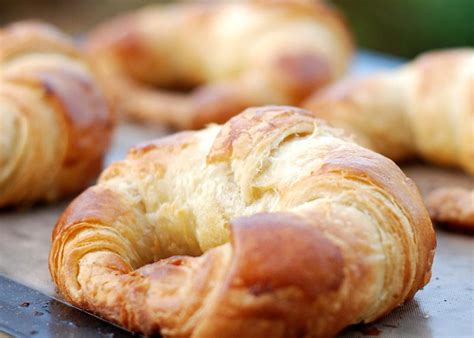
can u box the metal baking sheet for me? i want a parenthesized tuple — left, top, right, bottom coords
(0, 51, 473, 337)
(0, 274, 133, 337)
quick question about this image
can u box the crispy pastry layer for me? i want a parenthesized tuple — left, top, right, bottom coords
(304, 49, 474, 229)
(50, 106, 435, 337)
(0, 22, 113, 207)
(86, 0, 352, 129)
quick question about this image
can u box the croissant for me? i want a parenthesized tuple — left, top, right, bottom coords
(304, 49, 474, 229)
(50, 106, 435, 337)
(86, 1, 352, 130)
(426, 188, 474, 231)
(0, 22, 113, 207)
(304, 48, 474, 174)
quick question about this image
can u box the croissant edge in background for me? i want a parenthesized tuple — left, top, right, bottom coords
(50, 106, 436, 338)
(0, 22, 113, 208)
(305, 48, 474, 229)
(305, 49, 474, 174)
(86, 0, 352, 130)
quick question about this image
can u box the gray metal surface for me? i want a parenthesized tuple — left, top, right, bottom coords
(0, 275, 133, 338)
(0, 51, 473, 337)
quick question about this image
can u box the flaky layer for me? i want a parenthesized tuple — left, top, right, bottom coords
(304, 48, 474, 229)
(0, 22, 113, 207)
(50, 106, 435, 337)
(86, 1, 352, 129)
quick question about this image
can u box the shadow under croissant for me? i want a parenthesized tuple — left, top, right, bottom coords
(340, 298, 432, 337)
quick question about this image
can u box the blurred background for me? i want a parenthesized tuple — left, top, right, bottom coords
(0, 0, 473, 58)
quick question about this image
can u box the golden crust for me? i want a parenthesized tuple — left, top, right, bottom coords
(50, 106, 435, 337)
(401, 165, 474, 232)
(304, 48, 474, 229)
(426, 188, 474, 232)
(86, 1, 352, 129)
(304, 48, 474, 174)
(0, 22, 113, 207)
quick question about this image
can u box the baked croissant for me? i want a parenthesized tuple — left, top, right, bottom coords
(86, 0, 352, 130)
(426, 188, 474, 231)
(50, 106, 435, 337)
(304, 48, 474, 229)
(0, 22, 112, 207)
(304, 48, 474, 174)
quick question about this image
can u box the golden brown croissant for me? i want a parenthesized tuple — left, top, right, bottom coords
(0, 22, 113, 207)
(86, 1, 352, 129)
(304, 48, 474, 174)
(401, 165, 474, 231)
(50, 106, 435, 337)
(426, 188, 474, 231)
(304, 48, 474, 229)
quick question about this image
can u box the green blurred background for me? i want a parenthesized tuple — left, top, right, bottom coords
(332, 0, 474, 57)
(0, 0, 473, 58)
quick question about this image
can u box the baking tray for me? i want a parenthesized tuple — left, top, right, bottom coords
(0, 50, 473, 337)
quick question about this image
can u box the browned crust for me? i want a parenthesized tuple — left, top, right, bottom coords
(0, 22, 113, 206)
(9, 66, 112, 192)
(317, 147, 436, 295)
(207, 105, 315, 162)
(85, 1, 352, 129)
(193, 213, 346, 337)
(426, 187, 474, 232)
(229, 213, 344, 300)
(52, 207, 348, 337)
(49, 186, 136, 303)
(304, 49, 474, 231)
(49, 106, 435, 337)
(51, 187, 124, 241)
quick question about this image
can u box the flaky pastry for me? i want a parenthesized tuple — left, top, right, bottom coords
(305, 49, 474, 228)
(305, 49, 474, 174)
(0, 22, 113, 207)
(86, 1, 352, 129)
(50, 106, 435, 337)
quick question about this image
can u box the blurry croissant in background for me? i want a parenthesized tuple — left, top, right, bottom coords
(305, 49, 474, 228)
(86, 0, 352, 130)
(305, 48, 474, 174)
(0, 22, 113, 207)
(50, 106, 435, 337)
